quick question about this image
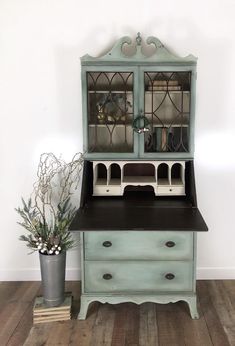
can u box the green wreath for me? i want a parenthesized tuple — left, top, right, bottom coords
(132, 115, 150, 133)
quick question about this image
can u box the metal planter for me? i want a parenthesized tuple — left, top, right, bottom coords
(39, 251, 66, 307)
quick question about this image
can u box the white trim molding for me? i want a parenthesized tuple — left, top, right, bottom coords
(197, 267, 235, 280)
(0, 268, 81, 281)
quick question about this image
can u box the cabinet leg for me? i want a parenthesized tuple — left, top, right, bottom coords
(78, 296, 90, 320)
(186, 296, 199, 319)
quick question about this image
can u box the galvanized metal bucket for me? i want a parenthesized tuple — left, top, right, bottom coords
(39, 251, 66, 307)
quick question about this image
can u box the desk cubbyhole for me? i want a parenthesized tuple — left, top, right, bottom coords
(157, 163, 170, 185)
(171, 163, 184, 186)
(123, 163, 156, 183)
(109, 163, 121, 185)
(95, 163, 107, 185)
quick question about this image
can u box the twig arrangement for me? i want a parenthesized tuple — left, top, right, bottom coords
(15, 153, 83, 254)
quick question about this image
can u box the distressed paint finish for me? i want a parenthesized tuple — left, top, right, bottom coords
(81, 34, 197, 66)
(84, 231, 193, 260)
(84, 260, 193, 292)
(79, 230, 199, 320)
(81, 34, 197, 160)
(78, 293, 199, 320)
(81, 65, 140, 160)
(78, 34, 202, 321)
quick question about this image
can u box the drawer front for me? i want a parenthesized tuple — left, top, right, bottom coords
(84, 231, 193, 260)
(93, 186, 121, 196)
(84, 260, 193, 292)
(157, 186, 185, 196)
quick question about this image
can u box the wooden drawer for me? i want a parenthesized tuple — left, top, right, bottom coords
(93, 185, 121, 196)
(157, 186, 185, 196)
(84, 260, 193, 293)
(84, 231, 193, 260)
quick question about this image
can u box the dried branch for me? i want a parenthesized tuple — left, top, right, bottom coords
(16, 152, 84, 254)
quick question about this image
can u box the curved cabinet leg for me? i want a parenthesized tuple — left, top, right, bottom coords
(78, 296, 90, 320)
(186, 296, 199, 319)
(77, 294, 199, 320)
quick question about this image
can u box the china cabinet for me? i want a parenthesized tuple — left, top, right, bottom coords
(70, 33, 208, 320)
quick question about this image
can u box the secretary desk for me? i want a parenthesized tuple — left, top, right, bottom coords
(70, 33, 208, 319)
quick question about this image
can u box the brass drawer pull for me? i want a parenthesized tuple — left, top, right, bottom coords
(165, 241, 175, 248)
(103, 273, 112, 280)
(165, 273, 175, 280)
(103, 241, 112, 247)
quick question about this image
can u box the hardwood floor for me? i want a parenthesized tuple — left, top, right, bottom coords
(0, 281, 234, 346)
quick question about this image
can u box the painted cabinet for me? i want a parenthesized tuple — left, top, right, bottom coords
(81, 34, 196, 160)
(70, 34, 208, 320)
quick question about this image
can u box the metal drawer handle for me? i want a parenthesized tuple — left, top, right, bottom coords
(165, 241, 175, 248)
(103, 241, 112, 247)
(165, 273, 175, 280)
(103, 273, 112, 280)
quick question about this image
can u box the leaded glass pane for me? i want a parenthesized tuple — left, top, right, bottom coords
(144, 72, 191, 153)
(87, 72, 134, 153)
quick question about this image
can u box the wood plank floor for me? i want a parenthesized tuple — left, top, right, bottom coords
(0, 280, 234, 346)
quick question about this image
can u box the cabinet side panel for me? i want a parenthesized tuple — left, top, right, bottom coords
(185, 160, 197, 207)
(80, 160, 93, 207)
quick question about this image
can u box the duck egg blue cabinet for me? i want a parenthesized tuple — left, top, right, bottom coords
(70, 33, 208, 320)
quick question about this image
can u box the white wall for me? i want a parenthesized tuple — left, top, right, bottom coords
(1, 0, 235, 280)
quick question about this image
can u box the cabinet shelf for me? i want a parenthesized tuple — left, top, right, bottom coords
(92, 161, 185, 196)
(157, 178, 170, 186)
(109, 178, 121, 185)
(88, 123, 188, 127)
(96, 178, 107, 186)
(151, 124, 189, 128)
(88, 123, 132, 127)
(123, 176, 156, 183)
(145, 90, 190, 94)
(88, 90, 133, 94)
(171, 178, 184, 186)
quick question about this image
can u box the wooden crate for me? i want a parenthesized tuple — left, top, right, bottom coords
(33, 293, 72, 324)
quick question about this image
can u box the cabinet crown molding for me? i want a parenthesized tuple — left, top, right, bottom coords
(81, 33, 197, 65)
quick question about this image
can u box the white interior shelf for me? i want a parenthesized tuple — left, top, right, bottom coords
(92, 160, 185, 196)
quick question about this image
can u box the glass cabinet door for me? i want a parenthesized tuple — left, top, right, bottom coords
(141, 70, 192, 155)
(86, 71, 135, 154)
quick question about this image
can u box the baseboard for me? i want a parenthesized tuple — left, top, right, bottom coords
(0, 268, 81, 281)
(197, 267, 235, 279)
(1, 267, 235, 281)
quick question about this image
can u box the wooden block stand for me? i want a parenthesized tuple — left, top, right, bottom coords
(33, 293, 72, 324)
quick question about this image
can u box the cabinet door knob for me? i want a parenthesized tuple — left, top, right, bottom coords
(165, 241, 175, 248)
(103, 241, 112, 247)
(165, 273, 175, 280)
(103, 273, 112, 280)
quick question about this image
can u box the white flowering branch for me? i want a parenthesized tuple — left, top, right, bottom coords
(16, 153, 84, 255)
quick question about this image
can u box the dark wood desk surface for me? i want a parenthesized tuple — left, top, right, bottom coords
(70, 194, 208, 232)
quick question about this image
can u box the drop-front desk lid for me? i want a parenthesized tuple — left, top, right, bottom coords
(70, 194, 208, 232)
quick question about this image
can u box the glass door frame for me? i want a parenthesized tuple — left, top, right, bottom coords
(82, 65, 139, 159)
(138, 65, 197, 160)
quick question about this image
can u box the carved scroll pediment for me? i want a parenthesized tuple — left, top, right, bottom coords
(81, 33, 197, 64)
